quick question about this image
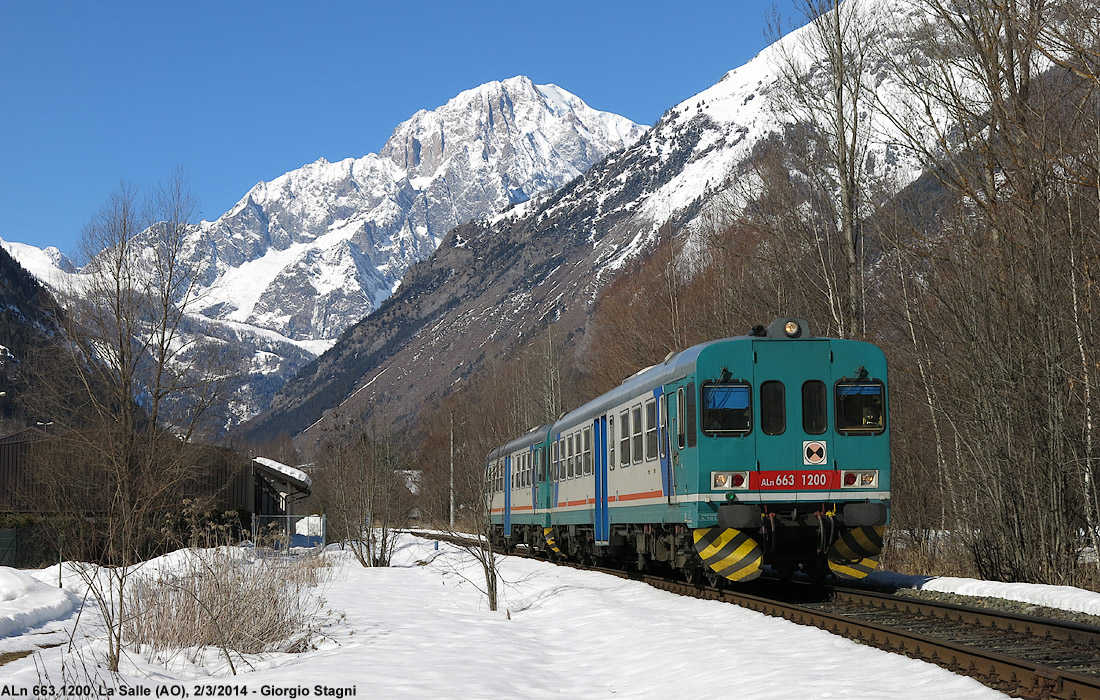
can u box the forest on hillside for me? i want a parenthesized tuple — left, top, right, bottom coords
(0, 245, 58, 431)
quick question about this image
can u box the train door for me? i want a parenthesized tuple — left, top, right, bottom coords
(657, 389, 671, 503)
(503, 455, 512, 536)
(665, 381, 685, 504)
(536, 442, 553, 522)
(753, 340, 831, 473)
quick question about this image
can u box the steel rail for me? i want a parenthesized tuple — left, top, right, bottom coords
(644, 577, 1100, 700)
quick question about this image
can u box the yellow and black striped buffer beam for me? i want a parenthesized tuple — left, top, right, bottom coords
(543, 527, 562, 555)
(827, 525, 884, 580)
(692, 527, 763, 583)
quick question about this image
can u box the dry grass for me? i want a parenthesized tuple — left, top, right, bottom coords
(883, 528, 1100, 593)
(881, 527, 981, 579)
(122, 548, 332, 673)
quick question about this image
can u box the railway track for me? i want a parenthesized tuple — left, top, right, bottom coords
(646, 577, 1100, 700)
(415, 531, 1100, 699)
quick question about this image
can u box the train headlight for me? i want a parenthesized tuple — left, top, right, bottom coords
(841, 470, 878, 488)
(711, 471, 749, 490)
(784, 321, 801, 337)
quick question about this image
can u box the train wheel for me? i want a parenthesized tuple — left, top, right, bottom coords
(808, 557, 828, 588)
(683, 564, 702, 587)
(704, 568, 724, 590)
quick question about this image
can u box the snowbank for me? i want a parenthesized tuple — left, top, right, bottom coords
(0, 566, 73, 637)
(871, 570, 1100, 616)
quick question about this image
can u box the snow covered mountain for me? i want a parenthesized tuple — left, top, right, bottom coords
(4, 77, 646, 427)
(243, 3, 933, 442)
(0, 242, 62, 428)
(187, 76, 645, 345)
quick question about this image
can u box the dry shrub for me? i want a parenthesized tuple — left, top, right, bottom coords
(1073, 564, 1100, 593)
(123, 548, 331, 673)
(881, 527, 980, 579)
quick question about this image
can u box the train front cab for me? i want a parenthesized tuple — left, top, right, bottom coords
(683, 319, 890, 583)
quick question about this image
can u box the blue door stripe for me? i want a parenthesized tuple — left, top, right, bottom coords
(596, 416, 610, 544)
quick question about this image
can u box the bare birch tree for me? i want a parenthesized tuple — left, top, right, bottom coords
(767, 0, 886, 338)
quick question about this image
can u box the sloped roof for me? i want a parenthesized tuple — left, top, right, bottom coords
(252, 456, 311, 494)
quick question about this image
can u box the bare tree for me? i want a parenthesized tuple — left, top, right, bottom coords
(23, 173, 240, 671)
(314, 420, 413, 567)
(766, 0, 887, 338)
(874, 0, 1100, 583)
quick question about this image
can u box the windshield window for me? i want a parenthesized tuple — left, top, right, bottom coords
(701, 383, 751, 434)
(836, 382, 885, 433)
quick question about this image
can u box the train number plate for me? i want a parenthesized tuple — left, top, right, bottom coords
(750, 470, 839, 490)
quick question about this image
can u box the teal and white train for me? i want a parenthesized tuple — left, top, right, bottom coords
(487, 318, 890, 583)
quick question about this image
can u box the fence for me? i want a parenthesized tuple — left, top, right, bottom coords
(0, 528, 17, 566)
(251, 514, 326, 550)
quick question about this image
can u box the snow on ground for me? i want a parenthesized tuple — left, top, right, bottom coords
(0, 568, 74, 638)
(0, 534, 1057, 698)
(870, 570, 1100, 617)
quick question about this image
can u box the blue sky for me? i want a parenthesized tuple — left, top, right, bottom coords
(1, 2, 802, 256)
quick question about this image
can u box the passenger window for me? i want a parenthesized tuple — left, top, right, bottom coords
(676, 388, 685, 449)
(558, 439, 565, 480)
(619, 410, 631, 466)
(660, 397, 668, 458)
(645, 399, 658, 460)
(836, 381, 885, 434)
(761, 381, 786, 435)
(583, 427, 592, 475)
(567, 434, 575, 479)
(631, 405, 643, 464)
(686, 382, 697, 447)
(701, 383, 752, 434)
(609, 417, 616, 470)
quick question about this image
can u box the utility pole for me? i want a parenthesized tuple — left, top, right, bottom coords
(449, 411, 455, 529)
